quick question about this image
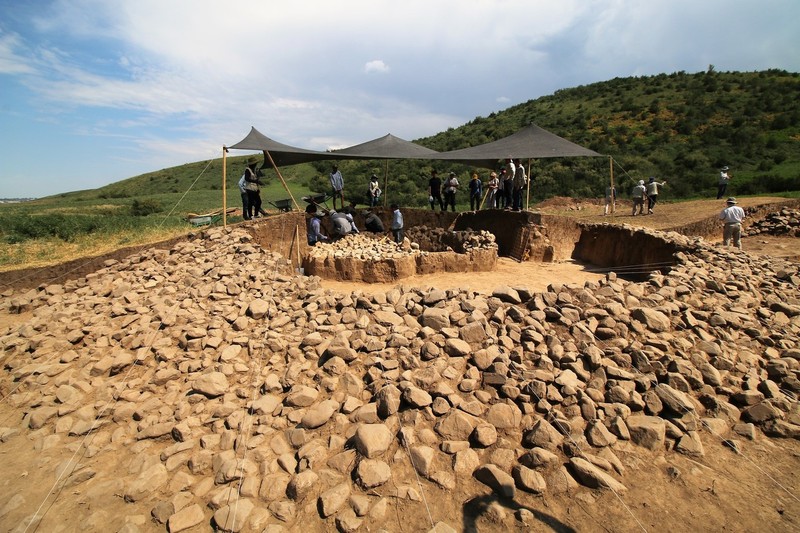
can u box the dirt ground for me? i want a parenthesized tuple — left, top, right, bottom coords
(1, 196, 799, 532)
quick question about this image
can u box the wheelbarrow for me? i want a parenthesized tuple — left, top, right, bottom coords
(186, 208, 235, 226)
(268, 198, 293, 212)
(301, 193, 331, 209)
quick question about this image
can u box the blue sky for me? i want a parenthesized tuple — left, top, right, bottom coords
(1, 0, 798, 198)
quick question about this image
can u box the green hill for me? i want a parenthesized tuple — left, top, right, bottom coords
(47, 68, 800, 208)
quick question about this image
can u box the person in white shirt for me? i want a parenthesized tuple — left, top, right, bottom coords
(631, 180, 646, 216)
(646, 176, 667, 215)
(717, 166, 732, 199)
(719, 197, 746, 249)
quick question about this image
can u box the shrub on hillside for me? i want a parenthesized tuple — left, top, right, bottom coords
(130, 199, 162, 216)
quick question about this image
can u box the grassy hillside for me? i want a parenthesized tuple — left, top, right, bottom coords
(1, 69, 799, 270)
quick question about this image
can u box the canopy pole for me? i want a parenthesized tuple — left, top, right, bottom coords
(525, 158, 532, 211)
(609, 156, 615, 214)
(383, 160, 389, 207)
(222, 146, 228, 227)
(263, 150, 300, 211)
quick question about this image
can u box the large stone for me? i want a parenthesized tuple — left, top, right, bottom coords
(444, 338, 472, 357)
(285, 385, 319, 407)
(654, 384, 695, 414)
(213, 499, 254, 532)
(522, 419, 563, 450)
(484, 403, 522, 430)
(192, 372, 229, 397)
(435, 410, 476, 441)
(356, 459, 391, 489)
(354, 424, 393, 458)
(286, 470, 319, 501)
(512, 465, 546, 494)
(626, 415, 666, 451)
(421, 308, 450, 330)
(300, 400, 339, 429)
(318, 482, 350, 517)
(168, 504, 205, 533)
(631, 307, 671, 332)
(474, 464, 515, 498)
(569, 457, 627, 492)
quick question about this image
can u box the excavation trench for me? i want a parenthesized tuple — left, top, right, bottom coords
(247, 209, 677, 284)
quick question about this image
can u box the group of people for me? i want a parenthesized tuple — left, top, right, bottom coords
(629, 176, 667, 216)
(428, 158, 529, 212)
(306, 202, 404, 246)
(238, 152, 269, 220)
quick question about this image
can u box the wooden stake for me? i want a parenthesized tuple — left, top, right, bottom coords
(295, 224, 302, 270)
(609, 156, 616, 214)
(383, 160, 389, 207)
(222, 146, 228, 227)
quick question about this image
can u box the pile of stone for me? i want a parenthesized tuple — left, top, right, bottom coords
(746, 208, 800, 237)
(1, 225, 799, 532)
(404, 226, 497, 253)
(306, 233, 423, 262)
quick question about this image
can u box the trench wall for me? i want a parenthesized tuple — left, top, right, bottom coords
(571, 224, 677, 273)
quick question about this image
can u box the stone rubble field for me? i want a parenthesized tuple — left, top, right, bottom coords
(0, 222, 799, 533)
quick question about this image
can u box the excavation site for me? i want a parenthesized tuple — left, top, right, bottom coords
(0, 199, 799, 533)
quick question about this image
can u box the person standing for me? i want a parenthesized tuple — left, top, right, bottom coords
(368, 174, 381, 207)
(469, 173, 483, 211)
(485, 171, 500, 209)
(443, 172, 460, 212)
(716, 166, 732, 199)
(237, 168, 251, 220)
(719, 197, 745, 249)
(502, 168, 513, 209)
(391, 203, 404, 243)
(329, 164, 345, 210)
(428, 170, 444, 211)
(631, 180, 646, 216)
(305, 204, 328, 246)
(646, 176, 667, 214)
(512, 162, 526, 211)
(243, 155, 266, 219)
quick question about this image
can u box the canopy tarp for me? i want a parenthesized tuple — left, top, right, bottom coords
(429, 124, 602, 168)
(227, 127, 335, 166)
(331, 133, 440, 159)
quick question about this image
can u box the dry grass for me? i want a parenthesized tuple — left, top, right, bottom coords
(0, 226, 192, 273)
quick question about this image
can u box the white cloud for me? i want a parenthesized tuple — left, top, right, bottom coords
(364, 60, 389, 74)
(1, 0, 799, 197)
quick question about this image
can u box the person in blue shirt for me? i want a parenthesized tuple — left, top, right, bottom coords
(391, 203, 404, 243)
(469, 173, 483, 211)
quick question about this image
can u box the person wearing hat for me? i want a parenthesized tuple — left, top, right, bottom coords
(719, 197, 745, 249)
(485, 171, 500, 209)
(717, 166, 732, 199)
(443, 171, 460, 212)
(631, 180, 647, 216)
(329, 164, 345, 211)
(428, 169, 444, 211)
(469, 173, 483, 211)
(368, 174, 381, 207)
(305, 203, 328, 246)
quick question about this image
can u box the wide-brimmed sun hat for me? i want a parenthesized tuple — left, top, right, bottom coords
(726, 197, 737, 204)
